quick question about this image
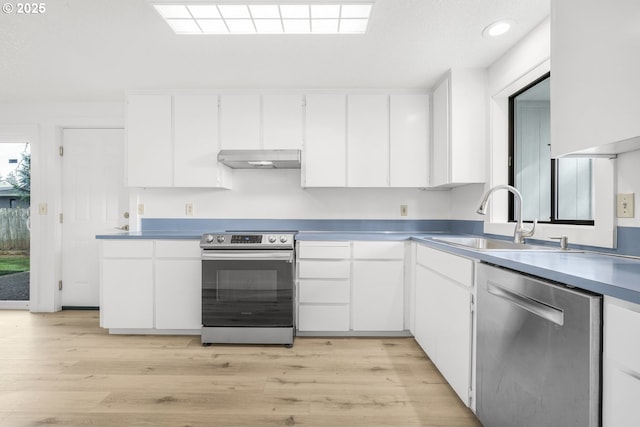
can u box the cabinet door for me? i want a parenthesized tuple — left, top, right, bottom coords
(303, 94, 347, 187)
(431, 78, 450, 187)
(263, 94, 303, 150)
(603, 364, 640, 427)
(551, 0, 640, 156)
(155, 259, 202, 330)
(436, 276, 471, 404)
(219, 94, 261, 149)
(173, 94, 226, 188)
(414, 264, 439, 357)
(352, 260, 404, 331)
(126, 94, 172, 187)
(390, 94, 429, 187)
(347, 95, 389, 187)
(101, 258, 154, 329)
(603, 298, 640, 426)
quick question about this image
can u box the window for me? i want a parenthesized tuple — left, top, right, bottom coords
(508, 73, 594, 225)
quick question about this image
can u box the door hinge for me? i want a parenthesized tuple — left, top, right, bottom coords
(58, 280, 63, 290)
(59, 213, 63, 224)
(59, 146, 64, 157)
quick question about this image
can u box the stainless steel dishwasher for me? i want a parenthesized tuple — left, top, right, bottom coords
(476, 263, 601, 427)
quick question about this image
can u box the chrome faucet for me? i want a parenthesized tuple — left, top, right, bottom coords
(477, 184, 537, 244)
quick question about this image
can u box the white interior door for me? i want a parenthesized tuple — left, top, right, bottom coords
(62, 129, 126, 307)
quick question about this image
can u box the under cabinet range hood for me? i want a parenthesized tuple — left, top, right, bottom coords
(218, 149, 301, 169)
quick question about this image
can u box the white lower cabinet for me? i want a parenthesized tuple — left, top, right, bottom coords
(100, 241, 154, 329)
(296, 240, 405, 334)
(414, 244, 474, 406)
(352, 242, 404, 331)
(603, 297, 640, 426)
(100, 239, 201, 333)
(154, 241, 201, 330)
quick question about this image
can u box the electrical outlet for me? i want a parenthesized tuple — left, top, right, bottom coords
(38, 203, 48, 215)
(400, 205, 408, 216)
(137, 204, 145, 215)
(185, 203, 194, 217)
(617, 193, 635, 218)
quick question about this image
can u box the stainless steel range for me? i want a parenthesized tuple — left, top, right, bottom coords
(200, 232, 295, 347)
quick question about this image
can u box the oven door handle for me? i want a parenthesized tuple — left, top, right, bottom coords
(202, 251, 294, 262)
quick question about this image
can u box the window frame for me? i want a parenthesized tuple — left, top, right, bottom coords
(507, 72, 594, 226)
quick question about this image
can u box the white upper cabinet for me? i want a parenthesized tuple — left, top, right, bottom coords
(126, 94, 173, 187)
(262, 94, 304, 150)
(126, 94, 231, 189)
(173, 95, 230, 188)
(431, 69, 486, 187)
(303, 94, 347, 187)
(551, 0, 640, 157)
(390, 94, 429, 187)
(219, 94, 261, 150)
(347, 94, 389, 187)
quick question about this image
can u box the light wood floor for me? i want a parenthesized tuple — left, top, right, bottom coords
(0, 310, 482, 427)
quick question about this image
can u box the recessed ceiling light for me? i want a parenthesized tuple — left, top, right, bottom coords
(482, 20, 514, 38)
(152, 2, 375, 35)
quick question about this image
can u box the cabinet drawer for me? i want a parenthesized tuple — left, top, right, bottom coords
(352, 241, 404, 259)
(417, 245, 473, 288)
(298, 305, 350, 331)
(299, 280, 350, 304)
(155, 240, 201, 258)
(102, 240, 154, 258)
(298, 260, 350, 279)
(605, 299, 640, 374)
(297, 241, 350, 259)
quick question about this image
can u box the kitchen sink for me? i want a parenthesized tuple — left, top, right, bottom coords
(430, 236, 571, 252)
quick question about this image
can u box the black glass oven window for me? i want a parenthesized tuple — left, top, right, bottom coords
(216, 270, 277, 302)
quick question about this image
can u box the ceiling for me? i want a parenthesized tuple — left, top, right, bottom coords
(0, 0, 550, 103)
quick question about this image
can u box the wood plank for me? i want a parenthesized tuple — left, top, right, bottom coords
(0, 310, 481, 427)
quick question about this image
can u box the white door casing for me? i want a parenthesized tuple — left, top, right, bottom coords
(61, 129, 126, 307)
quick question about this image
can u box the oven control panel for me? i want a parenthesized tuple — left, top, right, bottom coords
(200, 233, 294, 249)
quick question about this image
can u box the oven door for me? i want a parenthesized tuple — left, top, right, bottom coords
(202, 250, 294, 327)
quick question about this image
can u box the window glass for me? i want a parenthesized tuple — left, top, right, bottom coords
(510, 74, 593, 224)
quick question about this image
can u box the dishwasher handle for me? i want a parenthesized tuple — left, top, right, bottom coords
(487, 281, 564, 326)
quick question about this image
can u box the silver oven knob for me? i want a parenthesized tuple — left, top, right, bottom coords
(216, 235, 225, 243)
(279, 235, 288, 243)
(205, 234, 215, 243)
(268, 235, 277, 243)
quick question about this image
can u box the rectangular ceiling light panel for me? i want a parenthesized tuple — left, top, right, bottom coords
(152, 2, 375, 34)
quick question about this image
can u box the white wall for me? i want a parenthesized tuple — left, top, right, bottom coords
(135, 170, 451, 221)
(617, 150, 640, 228)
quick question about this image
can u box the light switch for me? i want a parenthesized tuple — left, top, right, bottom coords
(617, 193, 634, 218)
(38, 203, 48, 215)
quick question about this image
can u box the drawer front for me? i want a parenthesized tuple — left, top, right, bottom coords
(298, 305, 350, 331)
(298, 260, 350, 279)
(102, 240, 154, 258)
(605, 299, 640, 374)
(299, 280, 350, 304)
(297, 241, 350, 259)
(417, 245, 473, 288)
(352, 241, 404, 259)
(155, 240, 201, 258)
